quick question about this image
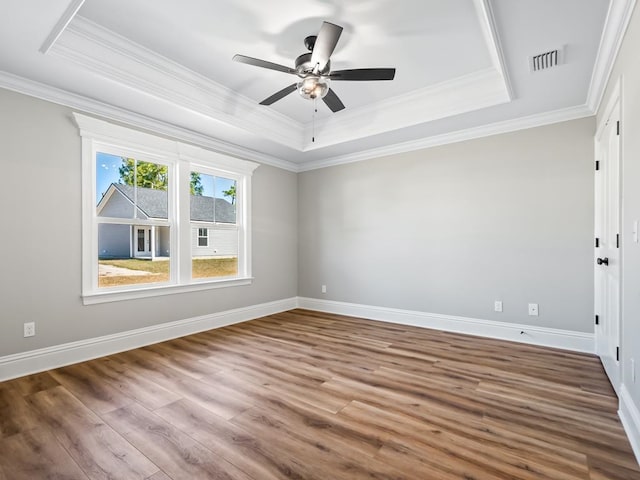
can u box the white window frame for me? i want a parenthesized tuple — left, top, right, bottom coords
(75, 113, 259, 305)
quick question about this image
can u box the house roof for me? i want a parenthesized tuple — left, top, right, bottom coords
(111, 183, 236, 223)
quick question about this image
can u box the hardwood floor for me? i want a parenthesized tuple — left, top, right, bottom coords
(1, 309, 638, 479)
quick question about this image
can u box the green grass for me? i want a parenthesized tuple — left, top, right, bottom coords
(99, 257, 238, 287)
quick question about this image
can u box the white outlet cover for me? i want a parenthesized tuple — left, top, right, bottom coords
(494, 301, 503, 312)
(23, 322, 35, 337)
(528, 303, 539, 316)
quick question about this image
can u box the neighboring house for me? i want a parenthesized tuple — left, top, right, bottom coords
(96, 183, 237, 259)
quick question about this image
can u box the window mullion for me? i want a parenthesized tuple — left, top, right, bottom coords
(177, 160, 192, 284)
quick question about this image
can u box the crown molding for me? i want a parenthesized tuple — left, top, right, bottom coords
(475, 0, 513, 101)
(50, 15, 303, 151)
(39, 0, 85, 54)
(0, 70, 298, 172)
(298, 104, 594, 172)
(586, 0, 637, 112)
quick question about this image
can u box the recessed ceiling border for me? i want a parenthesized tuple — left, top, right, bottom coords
(39, 0, 86, 54)
(474, 0, 513, 100)
(46, 4, 514, 155)
(303, 67, 510, 151)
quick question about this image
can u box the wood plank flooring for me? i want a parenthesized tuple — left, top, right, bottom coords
(1, 309, 638, 479)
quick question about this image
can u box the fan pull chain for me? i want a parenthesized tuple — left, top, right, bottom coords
(312, 98, 317, 143)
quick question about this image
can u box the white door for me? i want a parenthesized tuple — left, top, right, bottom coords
(594, 99, 621, 394)
(135, 227, 151, 258)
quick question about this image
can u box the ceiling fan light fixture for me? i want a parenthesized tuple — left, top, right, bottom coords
(297, 76, 330, 100)
(233, 20, 395, 112)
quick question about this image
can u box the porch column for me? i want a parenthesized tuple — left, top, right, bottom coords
(150, 226, 156, 260)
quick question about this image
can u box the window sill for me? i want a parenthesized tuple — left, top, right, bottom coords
(82, 277, 253, 305)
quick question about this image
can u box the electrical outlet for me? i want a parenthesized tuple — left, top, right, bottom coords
(528, 303, 539, 316)
(494, 301, 503, 312)
(321, 285, 327, 294)
(632, 358, 636, 383)
(23, 322, 35, 337)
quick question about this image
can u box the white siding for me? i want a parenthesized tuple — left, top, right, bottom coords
(191, 226, 237, 257)
(156, 226, 170, 257)
(98, 189, 148, 219)
(98, 224, 131, 258)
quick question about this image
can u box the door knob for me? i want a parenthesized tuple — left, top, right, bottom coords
(597, 257, 609, 266)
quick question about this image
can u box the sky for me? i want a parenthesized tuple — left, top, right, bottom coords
(96, 152, 235, 204)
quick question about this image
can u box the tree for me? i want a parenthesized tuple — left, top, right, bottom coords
(118, 158, 203, 194)
(190, 171, 203, 195)
(222, 184, 236, 204)
(119, 159, 168, 190)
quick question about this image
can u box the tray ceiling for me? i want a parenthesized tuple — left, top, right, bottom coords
(0, 0, 626, 170)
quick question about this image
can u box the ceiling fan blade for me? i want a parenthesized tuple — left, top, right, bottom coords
(259, 84, 298, 105)
(322, 88, 345, 112)
(233, 54, 295, 75)
(310, 22, 343, 72)
(329, 68, 396, 81)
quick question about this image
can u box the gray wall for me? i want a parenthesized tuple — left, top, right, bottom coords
(600, 2, 640, 427)
(298, 118, 595, 332)
(0, 76, 598, 354)
(0, 88, 298, 357)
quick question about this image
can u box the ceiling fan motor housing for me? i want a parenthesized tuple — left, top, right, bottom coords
(295, 53, 331, 77)
(304, 35, 317, 51)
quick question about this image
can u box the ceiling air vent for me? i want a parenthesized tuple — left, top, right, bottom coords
(530, 48, 563, 72)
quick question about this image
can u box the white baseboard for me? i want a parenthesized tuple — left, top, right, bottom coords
(297, 297, 594, 353)
(0, 297, 297, 382)
(0, 296, 596, 383)
(620, 384, 640, 466)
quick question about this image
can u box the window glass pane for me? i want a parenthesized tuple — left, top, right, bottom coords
(96, 154, 168, 219)
(190, 171, 239, 279)
(216, 177, 236, 224)
(137, 229, 146, 252)
(192, 227, 238, 278)
(98, 224, 170, 288)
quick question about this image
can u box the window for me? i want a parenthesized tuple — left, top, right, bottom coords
(197, 228, 209, 247)
(76, 113, 259, 304)
(190, 170, 239, 280)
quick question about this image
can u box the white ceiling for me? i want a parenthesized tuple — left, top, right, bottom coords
(0, 0, 628, 171)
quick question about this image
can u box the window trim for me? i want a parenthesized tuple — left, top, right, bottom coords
(75, 113, 259, 305)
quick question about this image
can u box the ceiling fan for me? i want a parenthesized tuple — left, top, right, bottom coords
(233, 21, 396, 113)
